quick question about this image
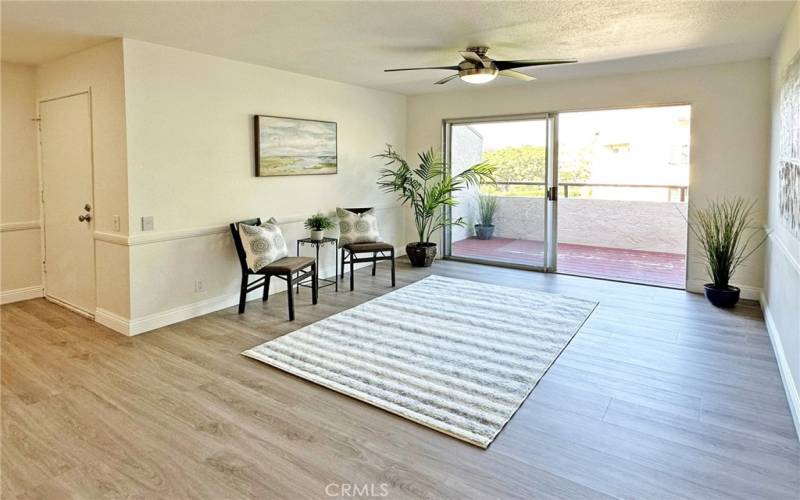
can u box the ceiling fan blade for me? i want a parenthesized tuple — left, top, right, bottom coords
(494, 59, 577, 71)
(434, 74, 459, 85)
(459, 51, 486, 67)
(499, 70, 536, 81)
(384, 65, 460, 72)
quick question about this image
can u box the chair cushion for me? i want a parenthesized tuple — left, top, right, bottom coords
(343, 241, 394, 253)
(258, 256, 315, 274)
(239, 218, 288, 271)
(337, 208, 380, 247)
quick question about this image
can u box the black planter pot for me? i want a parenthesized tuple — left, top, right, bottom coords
(475, 224, 495, 240)
(704, 284, 741, 308)
(406, 242, 437, 267)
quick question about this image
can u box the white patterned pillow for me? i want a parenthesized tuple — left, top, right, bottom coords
(238, 218, 288, 271)
(336, 208, 380, 247)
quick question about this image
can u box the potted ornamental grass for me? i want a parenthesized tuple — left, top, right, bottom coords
(375, 145, 495, 267)
(689, 197, 765, 308)
(475, 194, 498, 240)
(304, 213, 334, 240)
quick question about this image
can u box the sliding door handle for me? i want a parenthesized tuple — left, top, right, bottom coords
(546, 186, 558, 201)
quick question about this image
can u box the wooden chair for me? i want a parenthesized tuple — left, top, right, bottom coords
(230, 218, 317, 321)
(338, 208, 396, 291)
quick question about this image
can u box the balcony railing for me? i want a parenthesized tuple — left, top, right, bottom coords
(489, 181, 688, 201)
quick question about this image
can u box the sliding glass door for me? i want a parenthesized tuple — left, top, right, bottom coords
(443, 105, 689, 289)
(443, 115, 557, 270)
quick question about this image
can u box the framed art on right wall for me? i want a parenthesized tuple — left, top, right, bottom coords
(779, 50, 800, 240)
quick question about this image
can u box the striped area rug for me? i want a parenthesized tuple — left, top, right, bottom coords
(243, 275, 597, 448)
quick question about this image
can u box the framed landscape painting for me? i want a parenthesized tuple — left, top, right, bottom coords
(254, 115, 337, 177)
(779, 50, 800, 239)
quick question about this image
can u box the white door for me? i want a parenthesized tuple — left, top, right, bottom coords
(40, 92, 96, 315)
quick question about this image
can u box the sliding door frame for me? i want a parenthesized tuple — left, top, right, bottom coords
(442, 112, 558, 272)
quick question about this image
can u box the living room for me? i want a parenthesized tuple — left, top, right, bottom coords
(1, 1, 799, 498)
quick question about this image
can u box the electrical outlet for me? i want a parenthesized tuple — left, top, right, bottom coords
(195, 280, 205, 293)
(141, 216, 154, 231)
(112, 215, 121, 232)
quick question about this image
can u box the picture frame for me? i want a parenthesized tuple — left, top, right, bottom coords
(253, 115, 338, 177)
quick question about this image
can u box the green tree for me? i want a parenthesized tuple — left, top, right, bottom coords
(483, 145, 546, 183)
(481, 145, 591, 197)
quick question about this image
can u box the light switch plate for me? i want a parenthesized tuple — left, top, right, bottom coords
(141, 216, 154, 231)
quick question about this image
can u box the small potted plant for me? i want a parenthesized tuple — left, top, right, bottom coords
(689, 197, 765, 308)
(304, 213, 334, 241)
(475, 194, 498, 240)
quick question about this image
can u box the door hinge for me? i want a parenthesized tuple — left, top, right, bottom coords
(32, 117, 41, 131)
(547, 186, 558, 201)
(41, 190, 45, 203)
(42, 260, 46, 273)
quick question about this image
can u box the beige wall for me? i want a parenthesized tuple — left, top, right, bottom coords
(764, 0, 800, 434)
(408, 59, 772, 296)
(482, 197, 688, 254)
(122, 40, 407, 321)
(0, 62, 42, 300)
(36, 39, 131, 317)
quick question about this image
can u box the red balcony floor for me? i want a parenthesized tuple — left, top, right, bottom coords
(452, 237, 686, 289)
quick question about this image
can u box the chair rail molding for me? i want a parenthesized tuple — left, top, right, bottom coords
(765, 226, 800, 274)
(0, 220, 41, 232)
(93, 205, 403, 247)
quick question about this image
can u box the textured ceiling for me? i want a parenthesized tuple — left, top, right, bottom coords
(1, 1, 794, 95)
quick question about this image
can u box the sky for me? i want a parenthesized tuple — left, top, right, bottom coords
(467, 105, 690, 153)
(259, 116, 336, 157)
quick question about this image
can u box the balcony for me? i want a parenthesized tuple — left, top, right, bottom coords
(451, 183, 688, 289)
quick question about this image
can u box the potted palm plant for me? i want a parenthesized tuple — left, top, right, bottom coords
(304, 213, 334, 240)
(689, 197, 765, 308)
(375, 145, 495, 267)
(475, 194, 498, 240)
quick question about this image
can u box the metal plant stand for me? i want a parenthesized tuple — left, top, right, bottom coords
(296, 237, 338, 293)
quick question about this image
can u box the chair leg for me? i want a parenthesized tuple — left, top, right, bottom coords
(340, 248, 345, 279)
(372, 252, 377, 276)
(263, 275, 271, 302)
(311, 263, 318, 305)
(350, 256, 355, 291)
(286, 273, 295, 321)
(238, 275, 248, 314)
(391, 249, 396, 287)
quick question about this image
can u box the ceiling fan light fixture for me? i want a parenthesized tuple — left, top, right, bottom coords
(459, 67, 498, 84)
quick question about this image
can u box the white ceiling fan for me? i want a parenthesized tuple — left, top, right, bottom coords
(385, 46, 577, 85)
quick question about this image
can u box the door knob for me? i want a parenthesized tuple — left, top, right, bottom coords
(78, 214, 92, 222)
(84, 203, 92, 212)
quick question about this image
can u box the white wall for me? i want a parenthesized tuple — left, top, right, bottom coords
(450, 125, 483, 242)
(764, 0, 800, 435)
(0, 63, 42, 303)
(36, 39, 131, 319)
(408, 59, 771, 297)
(122, 40, 407, 323)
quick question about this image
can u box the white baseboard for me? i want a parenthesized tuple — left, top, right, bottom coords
(686, 279, 762, 301)
(130, 292, 246, 336)
(95, 308, 132, 335)
(760, 291, 800, 440)
(97, 292, 247, 336)
(0, 285, 44, 305)
(98, 258, 398, 336)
